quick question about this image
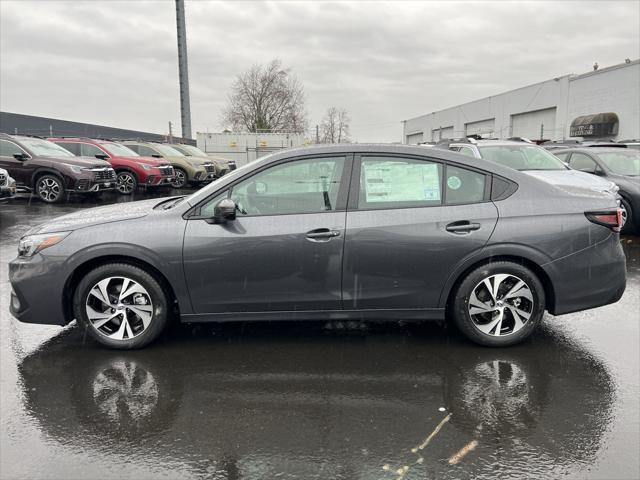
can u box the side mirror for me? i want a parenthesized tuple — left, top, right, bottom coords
(152, 154, 162, 158)
(13, 153, 28, 161)
(212, 198, 236, 224)
(95, 153, 109, 160)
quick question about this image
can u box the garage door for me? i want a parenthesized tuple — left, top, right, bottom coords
(406, 132, 424, 144)
(431, 126, 454, 142)
(511, 108, 556, 140)
(465, 118, 495, 137)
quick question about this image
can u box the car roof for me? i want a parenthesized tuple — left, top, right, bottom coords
(554, 147, 636, 154)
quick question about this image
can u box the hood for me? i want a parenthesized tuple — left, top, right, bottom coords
(130, 156, 164, 167)
(608, 173, 640, 192)
(44, 156, 112, 169)
(185, 155, 214, 166)
(27, 197, 169, 235)
(523, 169, 617, 196)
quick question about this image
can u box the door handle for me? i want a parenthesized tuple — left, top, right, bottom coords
(445, 221, 481, 234)
(306, 228, 341, 241)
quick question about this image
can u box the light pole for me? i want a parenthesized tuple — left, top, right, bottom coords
(175, 0, 192, 139)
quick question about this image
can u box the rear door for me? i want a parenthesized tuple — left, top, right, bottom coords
(183, 154, 352, 313)
(342, 154, 498, 310)
(0, 139, 31, 186)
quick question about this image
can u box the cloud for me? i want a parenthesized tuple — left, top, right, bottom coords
(1, 0, 638, 142)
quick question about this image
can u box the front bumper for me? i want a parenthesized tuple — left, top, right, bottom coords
(0, 184, 16, 199)
(9, 254, 69, 326)
(145, 175, 175, 187)
(72, 180, 116, 193)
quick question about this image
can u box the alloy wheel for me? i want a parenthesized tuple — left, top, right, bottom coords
(468, 274, 534, 336)
(620, 202, 628, 227)
(117, 172, 136, 194)
(38, 177, 61, 202)
(172, 170, 186, 188)
(85, 276, 154, 341)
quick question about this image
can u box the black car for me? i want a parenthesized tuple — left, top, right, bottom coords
(555, 147, 640, 233)
(0, 134, 116, 203)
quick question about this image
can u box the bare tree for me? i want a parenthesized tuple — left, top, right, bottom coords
(222, 59, 308, 134)
(319, 107, 351, 143)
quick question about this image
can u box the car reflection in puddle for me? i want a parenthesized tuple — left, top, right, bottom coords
(18, 321, 613, 479)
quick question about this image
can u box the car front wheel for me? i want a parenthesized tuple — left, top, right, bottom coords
(451, 261, 545, 347)
(73, 263, 170, 349)
(116, 171, 138, 195)
(36, 174, 65, 203)
(171, 168, 187, 188)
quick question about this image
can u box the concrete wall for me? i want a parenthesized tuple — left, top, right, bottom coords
(197, 132, 308, 166)
(403, 60, 639, 143)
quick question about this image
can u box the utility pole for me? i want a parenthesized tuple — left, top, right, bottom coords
(540, 123, 544, 141)
(168, 121, 173, 142)
(175, 0, 192, 139)
(315, 124, 319, 144)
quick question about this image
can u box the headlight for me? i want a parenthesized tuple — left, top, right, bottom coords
(18, 232, 70, 257)
(65, 164, 85, 174)
(141, 163, 153, 170)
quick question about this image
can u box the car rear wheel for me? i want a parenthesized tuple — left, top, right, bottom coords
(116, 171, 138, 195)
(171, 168, 187, 188)
(451, 261, 545, 347)
(36, 174, 65, 203)
(73, 263, 170, 349)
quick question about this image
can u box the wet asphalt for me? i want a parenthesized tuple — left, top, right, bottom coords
(0, 192, 639, 480)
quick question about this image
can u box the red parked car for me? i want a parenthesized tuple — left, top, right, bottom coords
(49, 138, 175, 194)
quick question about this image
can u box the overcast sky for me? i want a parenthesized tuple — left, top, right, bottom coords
(1, 0, 638, 142)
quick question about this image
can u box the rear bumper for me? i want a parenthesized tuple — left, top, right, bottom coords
(545, 232, 626, 315)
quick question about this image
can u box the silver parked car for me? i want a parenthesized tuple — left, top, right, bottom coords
(9, 144, 626, 349)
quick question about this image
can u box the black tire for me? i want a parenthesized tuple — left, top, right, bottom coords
(450, 261, 545, 347)
(171, 167, 188, 189)
(116, 170, 138, 195)
(73, 263, 170, 349)
(35, 173, 65, 203)
(620, 197, 634, 234)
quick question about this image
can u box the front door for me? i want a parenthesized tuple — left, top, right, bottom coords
(183, 155, 351, 313)
(343, 155, 498, 310)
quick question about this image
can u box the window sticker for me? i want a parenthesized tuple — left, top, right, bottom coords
(363, 161, 441, 203)
(447, 175, 462, 190)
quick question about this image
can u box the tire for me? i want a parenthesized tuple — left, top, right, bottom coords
(73, 263, 170, 349)
(620, 197, 634, 234)
(116, 171, 138, 195)
(35, 174, 65, 203)
(450, 261, 545, 347)
(171, 168, 188, 189)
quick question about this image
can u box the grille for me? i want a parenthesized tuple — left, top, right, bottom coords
(92, 168, 116, 181)
(204, 164, 215, 173)
(0, 173, 6, 186)
(159, 166, 174, 176)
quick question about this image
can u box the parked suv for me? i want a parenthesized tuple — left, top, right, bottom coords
(49, 138, 175, 195)
(0, 167, 17, 202)
(0, 134, 115, 203)
(439, 138, 619, 196)
(168, 143, 236, 177)
(554, 147, 640, 233)
(122, 141, 215, 188)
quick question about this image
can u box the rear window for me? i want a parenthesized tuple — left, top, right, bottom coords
(478, 145, 567, 171)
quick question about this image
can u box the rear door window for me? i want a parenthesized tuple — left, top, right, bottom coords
(80, 143, 106, 158)
(0, 140, 27, 157)
(569, 153, 598, 173)
(444, 165, 487, 204)
(358, 156, 442, 209)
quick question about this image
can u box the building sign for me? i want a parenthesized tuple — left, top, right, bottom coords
(570, 112, 619, 137)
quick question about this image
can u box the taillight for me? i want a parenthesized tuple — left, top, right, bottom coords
(585, 208, 622, 232)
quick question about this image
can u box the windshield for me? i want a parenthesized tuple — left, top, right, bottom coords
(20, 138, 75, 157)
(597, 151, 640, 176)
(101, 142, 139, 157)
(178, 145, 207, 157)
(478, 145, 567, 171)
(155, 144, 185, 157)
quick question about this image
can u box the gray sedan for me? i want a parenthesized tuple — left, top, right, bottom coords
(9, 144, 626, 349)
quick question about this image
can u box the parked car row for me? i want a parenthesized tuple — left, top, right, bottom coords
(0, 133, 235, 203)
(433, 137, 639, 233)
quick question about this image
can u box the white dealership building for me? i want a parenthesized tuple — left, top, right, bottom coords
(402, 59, 639, 144)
